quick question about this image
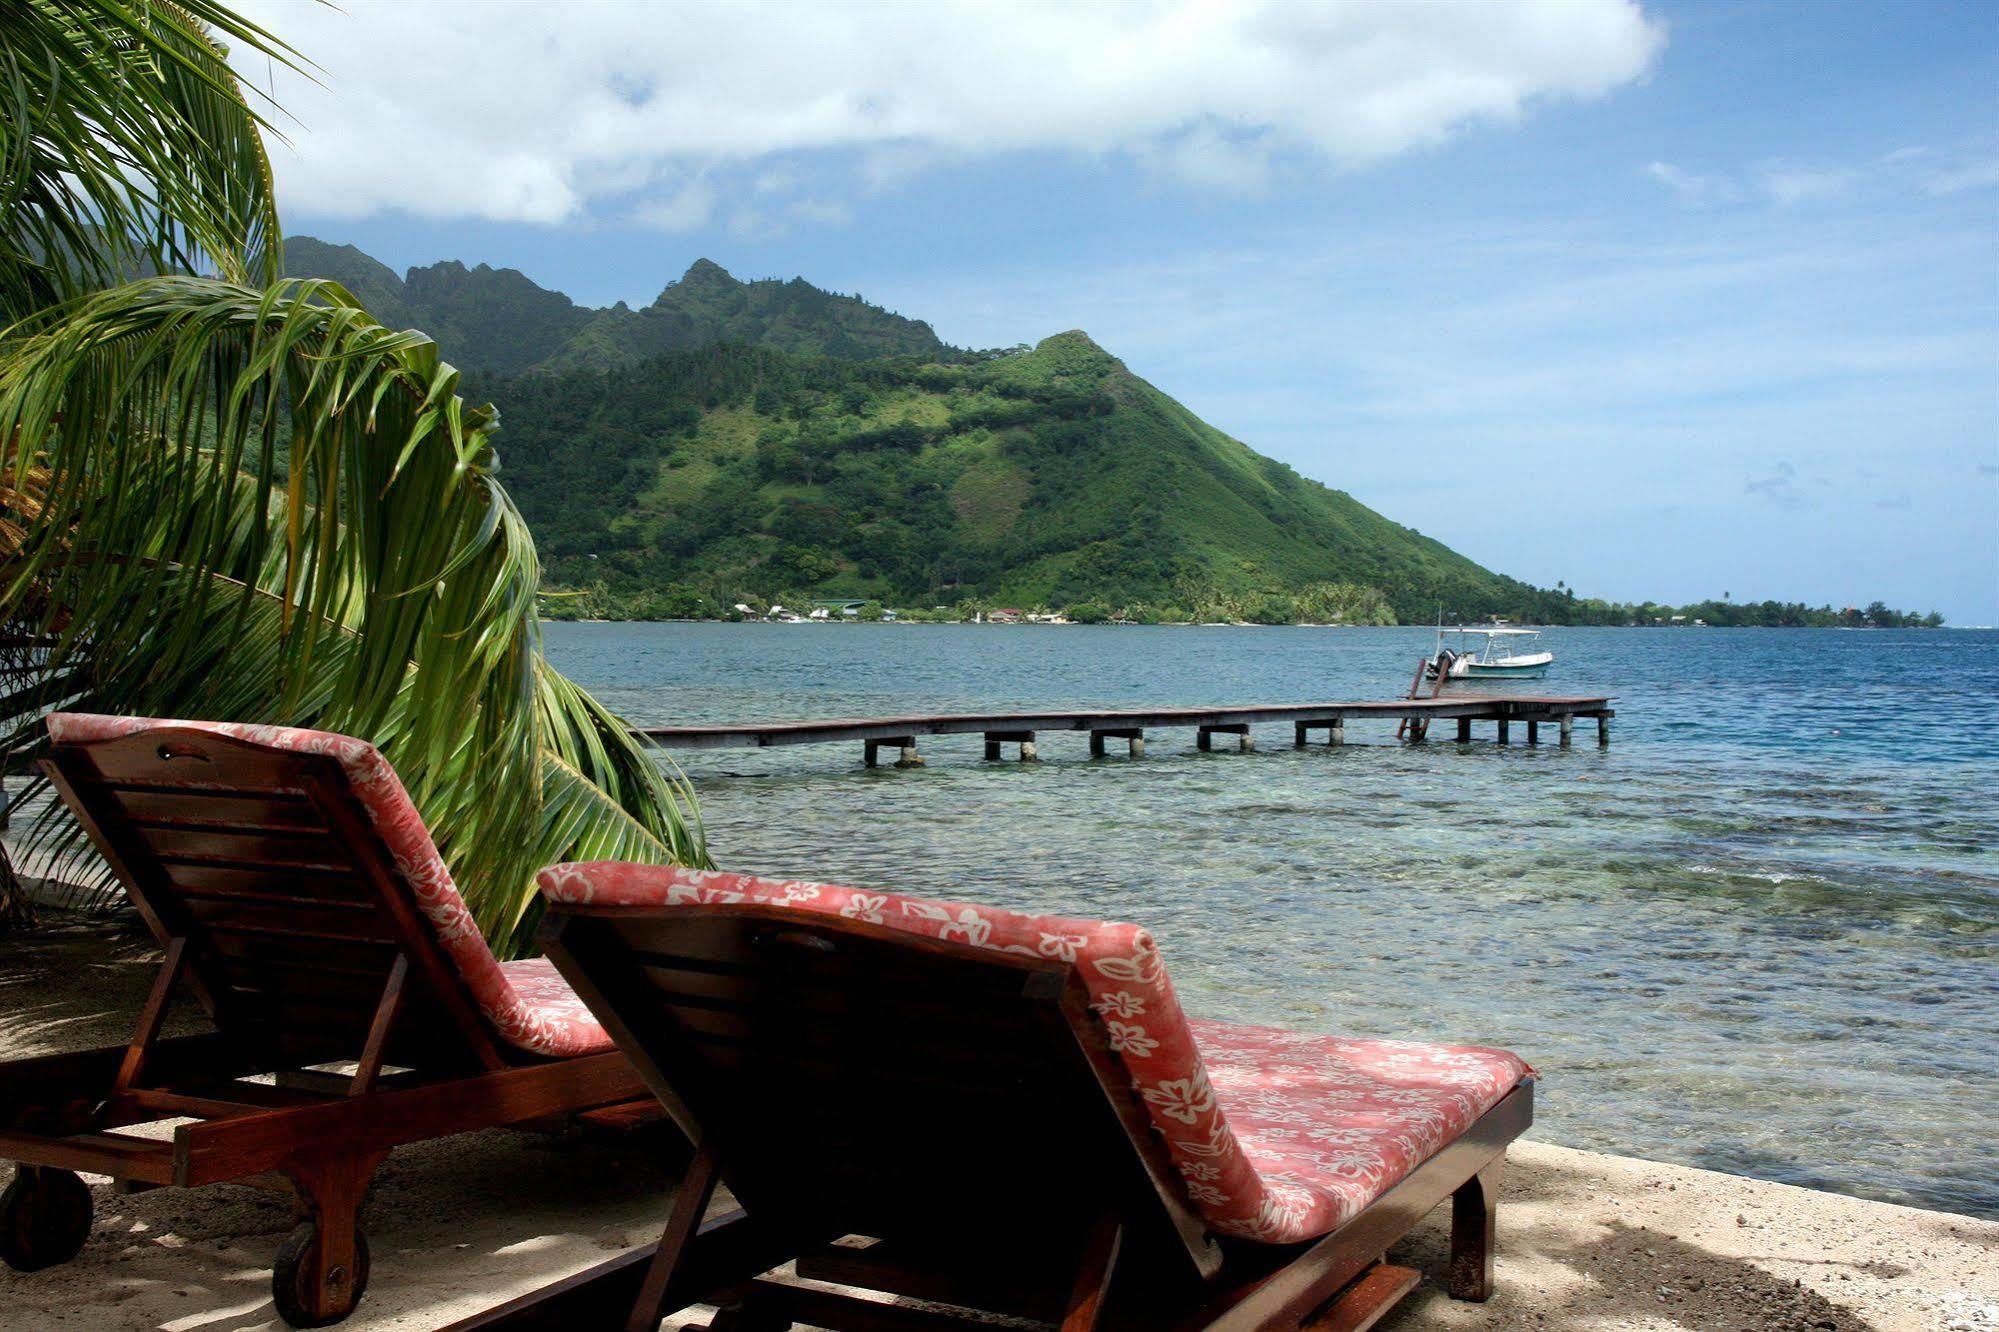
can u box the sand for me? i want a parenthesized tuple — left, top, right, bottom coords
(2, 919, 1993, 1332)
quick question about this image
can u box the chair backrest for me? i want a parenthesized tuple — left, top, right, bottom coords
(536, 872, 1218, 1277)
(42, 715, 515, 1074)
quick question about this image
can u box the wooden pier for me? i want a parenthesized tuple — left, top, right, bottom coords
(637, 695, 1614, 767)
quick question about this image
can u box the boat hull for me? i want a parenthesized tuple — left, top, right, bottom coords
(1448, 650, 1554, 680)
(1456, 662, 1550, 679)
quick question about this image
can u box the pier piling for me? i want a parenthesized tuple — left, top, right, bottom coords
(1457, 718, 1472, 744)
(984, 730, 1038, 762)
(1598, 715, 1611, 746)
(1295, 719, 1344, 746)
(1090, 727, 1144, 758)
(866, 736, 922, 768)
(1528, 721, 1540, 746)
(1560, 717, 1574, 748)
(1496, 719, 1510, 745)
(1199, 723, 1252, 753)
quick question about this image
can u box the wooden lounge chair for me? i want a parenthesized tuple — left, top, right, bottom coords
(0, 714, 655, 1326)
(456, 864, 1535, 1332)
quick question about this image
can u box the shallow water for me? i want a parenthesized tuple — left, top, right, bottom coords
(544, 623, 1999, 1218)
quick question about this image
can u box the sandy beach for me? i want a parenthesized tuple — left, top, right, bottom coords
(3, 919, 1994, 1332)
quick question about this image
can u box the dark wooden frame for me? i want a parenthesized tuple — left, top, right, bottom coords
(0, 727, 651, 1325)
(448, 900, 1532, 1331)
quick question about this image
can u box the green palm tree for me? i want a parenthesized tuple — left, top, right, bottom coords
(0, 0, 705, 955)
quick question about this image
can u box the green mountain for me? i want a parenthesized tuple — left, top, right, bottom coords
(281, 238, 941, 376)
(475, 330, 1549, 622)
(274, 240, 1944, 627)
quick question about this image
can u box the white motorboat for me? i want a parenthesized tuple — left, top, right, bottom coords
(1432, 626, 1554, 680)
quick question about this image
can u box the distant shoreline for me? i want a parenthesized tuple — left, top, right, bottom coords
(539, 617, 1952, 629)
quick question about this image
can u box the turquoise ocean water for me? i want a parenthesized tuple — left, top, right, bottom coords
(544, 623, 1999, 1218)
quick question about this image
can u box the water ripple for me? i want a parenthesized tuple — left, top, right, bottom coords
(550, 623, 1999, 1218)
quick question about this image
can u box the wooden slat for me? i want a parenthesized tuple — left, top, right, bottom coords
(633, 957, 1036, 1014)
(137, 823, 346, 871)
(215, 966, 387, 1009)
(180, 895, 400, 943)
(743, 1277, 1012, 1332)
(0, 1129, 177, 1184)
(78, 731, 312, 788)
(157, 858, 373, 905)
(113, 1087, 271, 1121)
(1301, 1264, 1421, 1332)
(571, 1097, 667, 1131)
(205, 930, 398, 976)
(172, 1051, 647, 1183)
(115, 788, 323, 830)
(621, 934, 1050, 1001)
(634, 978, 1046, 1047)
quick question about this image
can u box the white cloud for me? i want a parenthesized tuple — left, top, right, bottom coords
(1643, 161, 1738, 206)
(235, 0, 1663, 226)
(1138, 122, 1279, 194)
(629, 179, 715, 233)
(1921, 159, 1999, 197)
(1759, 162, 1858, 206)
(1646, 145, 1999, 210)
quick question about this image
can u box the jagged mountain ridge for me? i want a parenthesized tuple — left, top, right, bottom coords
(281, 237, 944, 376)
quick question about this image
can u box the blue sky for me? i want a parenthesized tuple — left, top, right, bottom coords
(249, 0, 1998, 621)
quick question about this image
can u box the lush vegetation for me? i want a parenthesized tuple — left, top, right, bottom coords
(0, 1, 703, 951)
(479, 331, 1545, 622)
(1517, 596, 1943, 629)
(283, 239, 941, 376)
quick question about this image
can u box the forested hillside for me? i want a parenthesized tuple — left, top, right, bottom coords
(477, 332, 1543, 621)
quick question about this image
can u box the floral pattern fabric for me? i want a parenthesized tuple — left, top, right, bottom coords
(46, 713, 613, 1059)
(537, 862, 1529, 1244)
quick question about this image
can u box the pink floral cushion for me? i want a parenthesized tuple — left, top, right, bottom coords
(1187, 1018, 1526, 1237)
(46, 713, 613, 1059)
(536, 862, 1530, 1244)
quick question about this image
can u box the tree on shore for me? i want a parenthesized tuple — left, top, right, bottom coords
(0, 0, 703, 952)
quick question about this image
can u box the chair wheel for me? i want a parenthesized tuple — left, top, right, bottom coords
(271, 1220, 370, 1327)
(0, 1167, 93, 1272)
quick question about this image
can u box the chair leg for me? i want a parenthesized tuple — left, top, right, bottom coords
(1448, 1159, 1502, 1302)
(274, 1150, 386, 1326)
(1061, 1212, 1123, 1331)
(626, 1143, 721, 1332)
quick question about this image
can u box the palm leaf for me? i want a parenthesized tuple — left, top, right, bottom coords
(0, 276, 707, 955)
(1, 1, 303, 324)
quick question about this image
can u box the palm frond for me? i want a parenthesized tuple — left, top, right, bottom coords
(0, 0, 302, 323)
(0, 276, 707, 955)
